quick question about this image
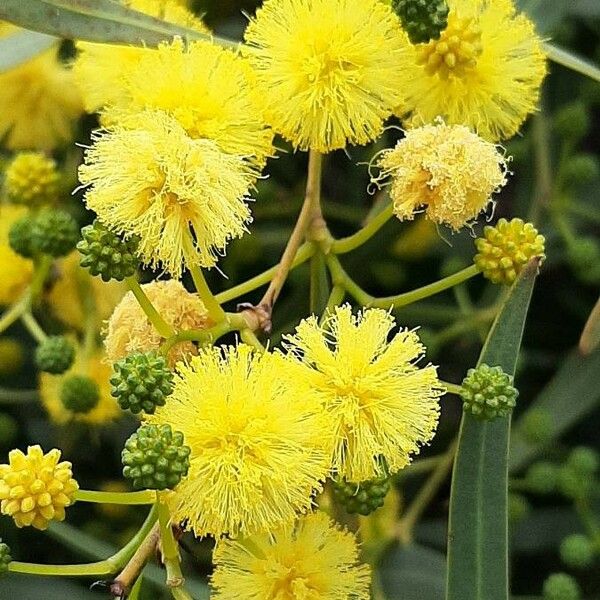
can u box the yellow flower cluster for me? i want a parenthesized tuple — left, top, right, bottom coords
(0, 446, 78, 530)
(4, 152, 60, 206)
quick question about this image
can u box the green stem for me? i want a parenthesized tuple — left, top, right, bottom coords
(440, 381, 464, 396)
(240, 328, 265, 351)
(125, 277, 174, 339)
(325, 285, 346, 313)
(0, 387, 38, 404)
(20, 311, 47, 343)
(0, 297, 28, 335)
(432, 307, 497, 350)
(326, 255, 374, 306)
(370, 265, 481, 309)
(331, 203, 394, 254)
(544, 42, 600, 83)
(157, 501, 185, 591)
(189, 265, 227, 323)
(75, 489, 157, 505)
(529, 109, 553, 224)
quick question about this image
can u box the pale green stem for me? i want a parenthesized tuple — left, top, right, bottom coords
(325, 285, 346, 313)
(125, 277, 174, 338)
(157, 501, 186, 592)
(75, 489, 157, 505)
(215, 243, 315, 305)
(0, 388, 38, 404)
(0, 297, 29, 335)
(331, 203, 394, 254)
(544, 42, 600, 83)
(21, 311, 47, 343)
(326, 255, 374, 306)
(188, 264, 227, 323)
(240, 328, 265, 351)
(440, 381, 464, 396)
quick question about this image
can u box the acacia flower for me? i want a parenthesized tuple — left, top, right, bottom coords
(73, 0, 209, 113)
(0, 446, 78, 530)
(393, 0, 547, 141)
(78, 110, 256, 276)
(374, 122, 508, 230)
(283, 305, 443, 482)
(106, 38, 273, 169)
(104, 280, 210, 367)
(146, 344, 330, 538)
(211, 511, 371, 599)
(0, 25, 82, 151)
(243, 0, 406, 152)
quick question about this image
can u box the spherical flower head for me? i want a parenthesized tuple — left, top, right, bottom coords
(79, 110, 255, 277)
(560, 534, 594, 569)
(74, 0, 210, 113)
(35, 335, 76, 375)
(475, 218, 545, 285)
(332, 471, 391, 516)
(0, 205, 33, 305)
(375, 122, 508, 230)
(0, 445, 78, 530)
(543, 573, 581, 600)
(525, 462, 558, 495)
(146, 344, 330, 538)
(211, 511, 371, 599)
(393, 0, 449, 44)
(243, 0, 405, 153)
(40, 351, 121, 425)
(0, 539, 11, 576)
(460, 363, 518, 420)
(31, 208, 79, 258)
(104, 280, 210, 368)
(8, 216, 36, 259)
(394, 0, 547, 141)
(282, 304, 443, 482)
(60, 374, 100, 414)
(0, 45, 82, 151)
(105, 38, 273, 170)
(122, 423, 190, 490)
(4, 152, 60, 206)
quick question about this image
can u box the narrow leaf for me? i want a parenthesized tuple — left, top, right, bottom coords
(447, 259, 539, 600)
(544, 42, 600, 83)
(579, 296, 600, 355)
(0, 29, 58, 72)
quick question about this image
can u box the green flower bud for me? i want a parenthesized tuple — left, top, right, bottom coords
(558, 465, 592, 501)
(0, 539, 12, 577)
(35, 336, 75, 375)
(122, 424, 191, 491)
(563, 154, 600, 186)
(8, 216, 36, 258)
(508, 493, 530, 524)
(567, 238, 600, 286)
(77, 220, 139, 282)
(31, 208, 79, 258)
(567, 447, 599, 476)
(111, 352, 173, 415)
(553, 103, 590, 142)
(60, 375, 100, 414)
(393, 0, 449, 44)
(474, 218, 545, 285)
(543, 573, 581, 600)
(525, 462, 559, 495)
(460, 364, 518, 420)
(332, 472, 391, 516)
(520, 409, 553, 446)
(560, 534, 595, 569)
(4, 152, 60, 206)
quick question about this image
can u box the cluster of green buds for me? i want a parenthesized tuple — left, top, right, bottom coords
(474, 218, 546, 285)
(392, 0, 449, 44)
(122, 424, 191, 491)
(332, 472, 391, 516)
(60, 375, 100, 414)
(34, 336, 75, 375)
(77, 220, 140, 281)
(3, 152, 60, 206)
(459, 364, 518, 420)
(0, 539, 11, 577)
(543, 573, 581, 600)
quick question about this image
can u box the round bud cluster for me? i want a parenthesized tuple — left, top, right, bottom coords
(543, 573, 581, 600)
(392, 0, 449, 44)
(8, 216, 36, 259)
(77, 220, 139, 281)
(0, 539, 11, 576)
(4, 152, 60, 206)
(110, 352, 173, 415)
(35, 336, 75, 375)
(460, 364, 518, 420)
(560, 534, 595, 569)
(567, 238, 600, 286)
(122, 424, 191, 491)
(567, 447, 599, 476)
(525, 462, 559, 495)
(332, 474, 391, 516)
(60, 375, 100, 414)
(474, 218, 545, 285)
(31, 208, 79, 258)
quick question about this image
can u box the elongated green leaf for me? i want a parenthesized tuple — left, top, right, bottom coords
(447, 259, 539, 600)
(0, 0, 235, 49)
(544, 43, 600, 83)
(0, 29, 58, 72)
(509, 346, 600, 472)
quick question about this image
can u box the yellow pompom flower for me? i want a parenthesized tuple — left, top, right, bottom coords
(375, 122, 508, 230)
(104, 280, 210, 367)
(283, 305, 443, 482)
(4, 152, 60, 206)
(40, 351, 121, 425)
(0, 25, 82, 151)
(106, 38, 273, 169)
(0, 205, 33, 305)
(0, 445, 78, 530)
(146, 344, 330, 538)
(46, 252, 127, 332)
(74, 0, 209, 113)
(243, 0, 405, 153)
(394, 0, 547, 141)
(211, 511, 371, 599)
(79, 110, 256, 276)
